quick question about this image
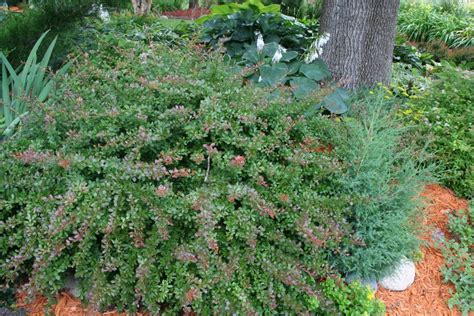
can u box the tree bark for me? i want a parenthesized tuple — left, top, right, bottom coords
(320, 0, 400, 89)
(131, 0, 152, 15)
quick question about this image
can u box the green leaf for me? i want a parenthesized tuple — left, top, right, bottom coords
(242, 47, 260, 64)
(287, 61, 302, 75)
(290, 77, 319, 100)
(2, 64, 12, 125)
(56, 61, 72, 77)
(263, 42, 280, 58)
(259, 63, 288, 86)
(280, 51, 298, 62)
(20, 31, 49, 88)
(38, 81, 54, 102)
(300, 61, 331, 81)
(320, 88, 350, 114)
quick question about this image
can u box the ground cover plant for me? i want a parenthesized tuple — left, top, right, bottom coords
(0, 15, 429, 313)
(436, 201, 473, 315)
(398, 62, 473, 198)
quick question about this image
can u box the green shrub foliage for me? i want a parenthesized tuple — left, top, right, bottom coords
(0, 0, 127, 69)
(0, 26, 422, 314)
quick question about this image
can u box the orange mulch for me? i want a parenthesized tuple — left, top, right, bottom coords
(17, 292, 147, 316)
(8, 6, 23, 12)
(376, 184, 469, 316)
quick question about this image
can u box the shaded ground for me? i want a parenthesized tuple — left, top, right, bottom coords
(377, 184, 468, 315)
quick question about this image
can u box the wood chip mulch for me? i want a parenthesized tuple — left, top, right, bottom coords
(16, 184, 469, 315)
(17, 292, 147, 316)
(376, 184, 469, 316)
(161, 8, 210, 20)
(7, 6, 23, 12)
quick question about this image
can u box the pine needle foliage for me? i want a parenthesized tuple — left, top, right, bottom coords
(331, 93, 428, 279)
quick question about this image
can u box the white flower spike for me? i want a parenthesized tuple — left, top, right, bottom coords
(256, 32, 265, 54)
(99, 4, 110, 23)
(272, 45, 286, 64)
(305, 33, 330, 64)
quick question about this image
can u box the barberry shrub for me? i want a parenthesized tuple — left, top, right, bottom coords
(0, 31, 421, 314)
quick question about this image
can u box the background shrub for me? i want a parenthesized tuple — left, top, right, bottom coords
(398, 1, 474, 48)
(0, 0, 128, 69)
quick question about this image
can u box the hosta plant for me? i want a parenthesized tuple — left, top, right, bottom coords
(199, 0, 348, 114)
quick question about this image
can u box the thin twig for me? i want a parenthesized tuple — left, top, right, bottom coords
(204, 155, 211, 183)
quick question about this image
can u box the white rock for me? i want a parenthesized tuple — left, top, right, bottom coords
(64, 274, 80, 298)
(379, 257, 416, 291)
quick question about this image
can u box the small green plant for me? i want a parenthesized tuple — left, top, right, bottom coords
(399, 62, 473, 197)
(0, 31, 69, 137)
(320, 278, 385, 315)
(393, 36, 434, 71)
(436, 201, 473, 315)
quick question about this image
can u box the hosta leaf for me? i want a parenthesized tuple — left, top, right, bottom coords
(226, 42, 246, 58)
(287, 61, 302, 75)
(259, 63, 288, 86)
(321, 88, 350, 114)
(232, 27, 253, 42)
(263, 42, 280, 58)
(263, 34, 280, 44)
(280, 50, 298, 62)
(242, 46, 259, 64)
(300, 60, 331, 81)
(290, 77, 318, 100)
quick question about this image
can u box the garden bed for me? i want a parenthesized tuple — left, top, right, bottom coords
(377, 184, 468, 315)
(161, 8, 210, 20)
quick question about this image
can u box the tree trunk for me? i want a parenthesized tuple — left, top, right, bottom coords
(189, 0, 199, 8)
(131, 0, 152, 15)
(320, 0, 400, 89)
